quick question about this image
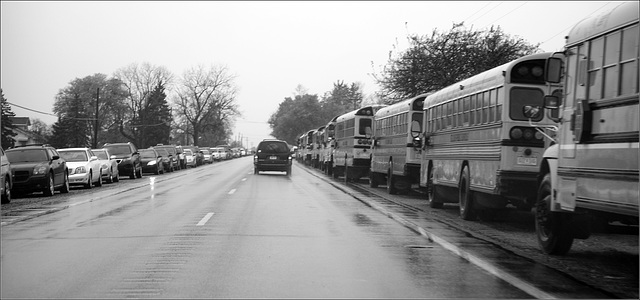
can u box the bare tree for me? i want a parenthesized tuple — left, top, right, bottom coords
(113, 62, 174, 147)
(173, 64, 239, 146)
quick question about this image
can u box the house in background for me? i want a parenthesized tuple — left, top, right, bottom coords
(9, 117, 45, 147)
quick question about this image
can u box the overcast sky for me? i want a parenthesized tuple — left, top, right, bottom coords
(1, 1, 620, 148)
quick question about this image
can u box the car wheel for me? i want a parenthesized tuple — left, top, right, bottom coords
(43, 172, 55, 196)
(113, 171, 120, 183)
(85, 172, 93, 189)
(96, 171, 103, 187)
(1, 178, 11, 204)
(286, 166, 292, 176)
(129, 168, 136, 179)
(60, 172, 70, 194)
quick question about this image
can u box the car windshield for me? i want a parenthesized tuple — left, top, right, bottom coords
(156, 149, 169, 156)
(158, 147, 176, 155)
(5, 149, 48, 162)
(258, 142, 289, 153)
(184, 149, 193, 155)
(104, 145, 132, 155)
(58, 150, 89, 162)
(139, 150, 157, 158)
(93, 150, 108, 160)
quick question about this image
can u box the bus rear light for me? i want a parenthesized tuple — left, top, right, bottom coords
(534, 131, 543, 140)
(523, 128, 534, 140)
(510, 128, 523, 139)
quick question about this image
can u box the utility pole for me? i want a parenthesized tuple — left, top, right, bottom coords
(93, 87, 99, 149)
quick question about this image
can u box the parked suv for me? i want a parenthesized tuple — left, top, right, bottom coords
(4, 144, 69, 196)
(1, 147, 12, 203)
(103, 142, 143, 179)
(254, 139, 292, 176)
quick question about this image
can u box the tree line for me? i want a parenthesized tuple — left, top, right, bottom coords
(268, 23, 540, 144)
(1, 62, 240, 150)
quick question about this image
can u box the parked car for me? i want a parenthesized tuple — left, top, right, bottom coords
(183, 146, 203, 166)
(211, 147, 225, 161)
(4, 144, 69, 196)
(58, 148, 103, 189)
(154, 144, 180, 171)
(201, 149, 212, 164)
(183, 149, 197, 168)
(254, 139, 293, 176)
(154, 148, 173, 172)
(103, 142, 143, 179)
(1, 146, 12, 203)
(92, 148, 120, 183)
(175, 145, 186, 170)
(139, 148, 164, 175)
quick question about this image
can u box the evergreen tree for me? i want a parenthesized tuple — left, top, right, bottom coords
(49, 94, 90, 148)
(1, 89, 17, 149)
(139, 83, 172, 147)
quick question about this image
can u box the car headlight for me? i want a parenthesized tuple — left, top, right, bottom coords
(102, 163, 109, 169)
(147, 161, 156, 166)
(75, 166, 87, 174)
(33, 163, 48, 175)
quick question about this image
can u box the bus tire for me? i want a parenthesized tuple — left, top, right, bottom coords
(369, 171, 379, 188)
(386, 166, 398, 195)
(344, 165, 350, 183)
(459, 165, 477, 220)
(535, 173, 574, 255)
(427, 167, 443, 208)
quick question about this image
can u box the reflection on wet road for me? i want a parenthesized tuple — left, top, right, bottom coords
(0, 157, 583, 298)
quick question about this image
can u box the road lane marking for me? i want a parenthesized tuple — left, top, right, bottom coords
(228, 189, 236, 195)
(197, 212, 215, 226)
(241, 178, 247, 181)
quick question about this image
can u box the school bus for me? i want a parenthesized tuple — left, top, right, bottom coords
(332, 105, 387, 182)
(370, 93, 430, 194)
(321, 115, 339, 175)
(535, 1, 639, 255)
(310, 125, 326, 169)
(419, 52, 560, 220)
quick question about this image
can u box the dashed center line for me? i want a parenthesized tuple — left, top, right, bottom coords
(228, 189, 236, 195)
(197, 212, 215, 226)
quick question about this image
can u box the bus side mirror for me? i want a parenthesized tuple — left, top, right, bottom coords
(545, 57, 563, 83)
(543, 95, 560, 109)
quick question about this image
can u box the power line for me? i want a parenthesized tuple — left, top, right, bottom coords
(468, 2, 504, 24)
(462, 2, 494, 24)
(478, 2, 528, 29)
(6, 101, 57, 117)
(539, 2, 613, 48)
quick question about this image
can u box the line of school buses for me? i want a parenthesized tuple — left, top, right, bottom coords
(294, 2, 639, 255)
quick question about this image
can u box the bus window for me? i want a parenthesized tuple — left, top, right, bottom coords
(588, 36, 604, 100)
(359, 118, 371, 135)
(509, 88, 544, 121)
(620, 25, 638, 96)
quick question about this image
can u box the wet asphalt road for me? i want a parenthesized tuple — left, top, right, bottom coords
(0, 157, 624, 298)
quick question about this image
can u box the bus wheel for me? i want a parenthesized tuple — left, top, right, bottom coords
(369, 171, 379, 188)
(427, 169, 443, 208)
(535, 173, 574, 255)
(344, 166, 350, 183)
(386, 167, 398, 195)
(459, 165, 477, 220)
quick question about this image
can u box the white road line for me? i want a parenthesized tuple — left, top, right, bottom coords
(241, 178, 247, 181)
(228, 189, 236, 194)
(196, 212, 214, 226)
